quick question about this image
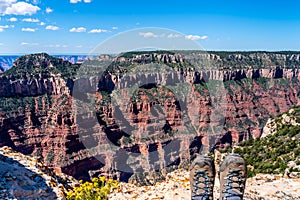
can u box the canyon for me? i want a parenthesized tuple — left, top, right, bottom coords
(0, 51, 300, 184)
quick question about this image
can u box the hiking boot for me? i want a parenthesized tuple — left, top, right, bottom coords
(190, 155, 215, 200)
(219, 154, 247, 200)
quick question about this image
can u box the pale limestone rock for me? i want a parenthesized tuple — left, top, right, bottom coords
(0, 146, 77, 200)
(109, 169, 300, 200)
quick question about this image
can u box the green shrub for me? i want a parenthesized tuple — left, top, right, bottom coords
(234, 106, 300, 177)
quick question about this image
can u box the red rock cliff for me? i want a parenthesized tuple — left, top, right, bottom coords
(0, 52, 300, 185)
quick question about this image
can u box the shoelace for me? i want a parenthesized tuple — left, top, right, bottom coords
(192, 169, 213, 200)
(222, 169, 244, 200)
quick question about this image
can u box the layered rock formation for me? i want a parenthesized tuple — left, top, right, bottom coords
(0, 51, 300, 185)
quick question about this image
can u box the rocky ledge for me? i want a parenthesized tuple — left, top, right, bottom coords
(1, 145, 300, 200)
(109, 169, 300, 200)
(0, 146, 77, 200)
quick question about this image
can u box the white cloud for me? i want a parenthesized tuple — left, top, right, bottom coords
(21, 27, 36, 32)
(39, 22, 45, 26)
(22, 18, 39, 22)
(46, 44, 67, 48)
(75, 45, 83, 48)
(200, 35, 208, 40)
(45, 25, 59, 31)
(21, 42, 38, 45)
(112, 26, 118, 30)
(0, 0, 16, 13)
(167, 33, 182, 38)
(185, 35, 208, 41)
(45, 7, 53, 13)
(137, 32, 208, 40)
(70, 0, 91, 3)
(8, 17, 17, 22)
(47, 44, 60, 48)
(0, 25, 9, 28)
(0, 24, 13, 31)
(0, 0, 16, 7)
(139, 32, 166, 38)
(89, 29, 108, 33)
(139, 32, 158, 38)
(69, 27, 86, 32)
(0, 43, 3, 45)
(4, 2, 40, 15)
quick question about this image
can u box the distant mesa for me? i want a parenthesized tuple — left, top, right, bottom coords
(0, 53, 89, 73)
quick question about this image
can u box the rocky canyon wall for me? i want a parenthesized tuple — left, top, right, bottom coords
(0, 52, 299, 185)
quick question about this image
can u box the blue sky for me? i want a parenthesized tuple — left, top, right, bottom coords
(0, 0, 300, 54)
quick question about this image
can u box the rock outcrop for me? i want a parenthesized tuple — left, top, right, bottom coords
(109, 168, 300, 200)
(262, 107, 300, 138)
(0, 146, 77, 200)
